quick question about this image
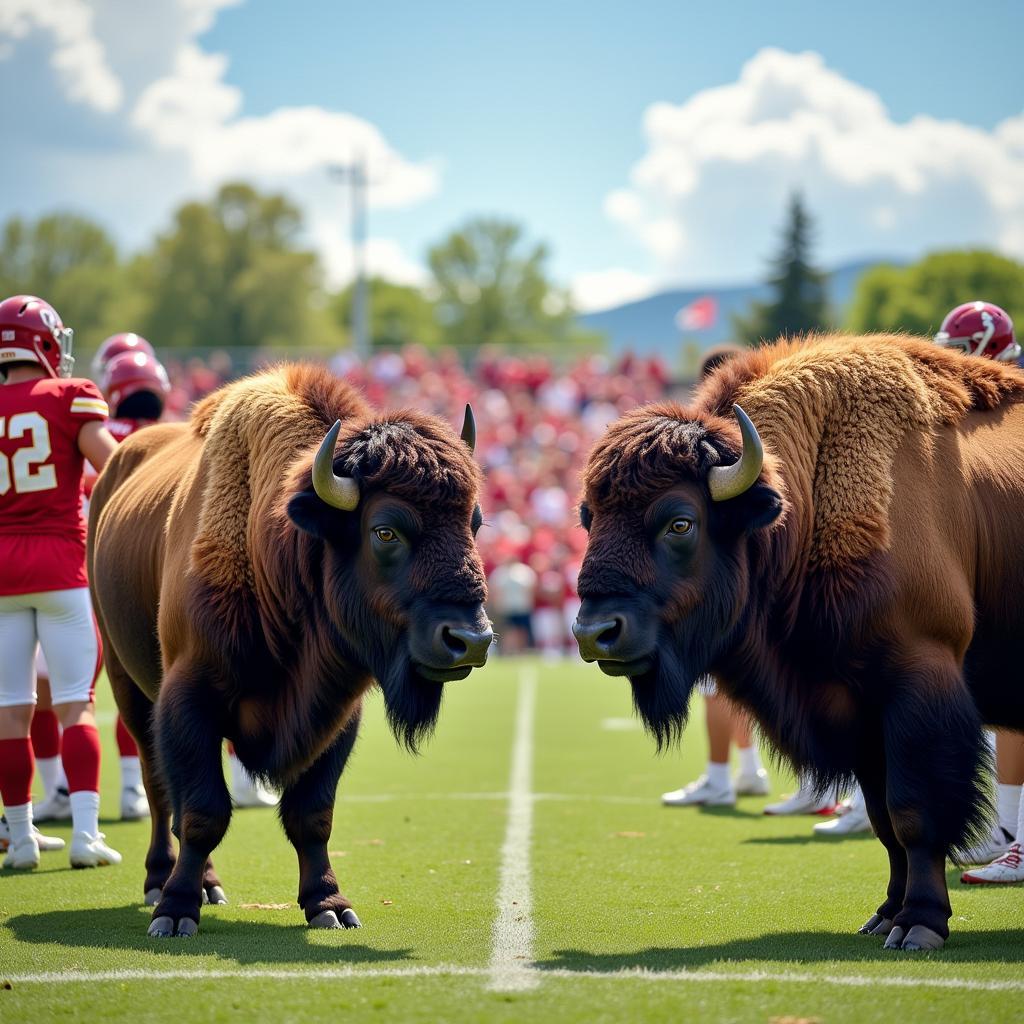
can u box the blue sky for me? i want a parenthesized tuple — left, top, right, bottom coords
(2, 0, 1023, 310)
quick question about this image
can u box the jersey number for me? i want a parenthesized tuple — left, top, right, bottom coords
(0, 412, 58, 495)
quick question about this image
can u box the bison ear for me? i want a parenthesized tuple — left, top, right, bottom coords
(287, 487, 352, 540)
(714, 480, 784, 536)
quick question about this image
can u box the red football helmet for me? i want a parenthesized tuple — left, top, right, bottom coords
(0, 294, 74, 378)
(91, 332, 156, 378)
(934, 301, 1019, 362)
(100, 350, 171, 417)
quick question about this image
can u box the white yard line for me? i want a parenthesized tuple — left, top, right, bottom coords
(5, 965, 1023, 993)
(487, 666, 539, 992)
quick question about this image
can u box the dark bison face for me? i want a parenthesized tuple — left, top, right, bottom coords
(287, 406, 491, 749)
(574, 404, 783, 747)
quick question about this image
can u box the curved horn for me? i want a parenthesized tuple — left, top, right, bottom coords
(312, 420, 360, 511)
(460, 403, 477, 454)
(707, 404, 764, 502)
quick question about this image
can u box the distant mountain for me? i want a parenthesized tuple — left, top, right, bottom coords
(578, 258, 901, 360)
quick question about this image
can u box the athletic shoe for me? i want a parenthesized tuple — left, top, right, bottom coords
(959, 824, 1015, 866)
(32, 786, 71, 822)
(121, 784, 150, 821)
(960, 843, 1024, 885)
(813, 792, 873, 836)
(763, 785, 837, 816)
(69, 831, 122, 868)
(734, 768, 771, 796)
(2, 834, 40, 870)
(662, 774, 736, 807)
(0, 816, 66, 852)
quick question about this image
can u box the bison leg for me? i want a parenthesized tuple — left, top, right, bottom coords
(279, 707, 362, 930)
(856, 766, 905, 937)
(104, 654, 177, 906)
(147, 666, 232, 938)
(877, 662, 990, 951)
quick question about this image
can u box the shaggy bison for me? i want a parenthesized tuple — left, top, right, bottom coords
(89, 365, 491, 937)
(573, 335, 1024, 950)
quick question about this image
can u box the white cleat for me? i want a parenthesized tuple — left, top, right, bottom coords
(32, 787, 71, 822)
(0, 816, 65, 853)
(662, 774, 736, 807)
(814, 793, 873, 836)
(959, 824, 1015, 866)
(3, 834, 40, 870)
(121, 785, 150, 821)
(69, 831, 122, 869)
(960, 843, 1024, 885)
(763, 785, 837, 816)
(734, 768, 771, 796)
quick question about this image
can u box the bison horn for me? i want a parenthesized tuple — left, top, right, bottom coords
(312, 420, 360, 511)
(460, 403, 477, 454)
(707, 404, 764, 502)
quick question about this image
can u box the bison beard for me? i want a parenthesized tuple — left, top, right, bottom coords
(380, 660, 445, 754)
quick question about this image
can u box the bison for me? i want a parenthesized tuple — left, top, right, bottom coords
(573, 334, 1024, 951)
(88, 364, 491, 937)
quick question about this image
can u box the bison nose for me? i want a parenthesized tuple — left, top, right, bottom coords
(435, 624, 493, 668)
(572, 616, 627, 662)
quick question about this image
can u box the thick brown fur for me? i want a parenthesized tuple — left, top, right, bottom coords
(89, 363, 487, 937)
(578, 333, 1024, 947)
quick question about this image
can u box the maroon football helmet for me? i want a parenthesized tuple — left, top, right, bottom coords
(91, 332, 156, 378)
(934, 301, 1019, 362)
(0, 294, 74, 378)
(100, 350, 171, 418)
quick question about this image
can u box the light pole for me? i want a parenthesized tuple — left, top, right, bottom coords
(328, 157, 370, 361)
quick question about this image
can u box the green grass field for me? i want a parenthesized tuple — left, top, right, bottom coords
(1, 658, 1022, 1022)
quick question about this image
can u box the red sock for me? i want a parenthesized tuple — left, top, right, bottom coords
(116, 716, 139, 757)
(30, 709, 61, 759)
(0, 737, 34, 806)
(62, 723, 101, 794)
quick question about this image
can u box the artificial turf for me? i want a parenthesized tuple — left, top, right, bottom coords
(1, 658, 1021, 1022)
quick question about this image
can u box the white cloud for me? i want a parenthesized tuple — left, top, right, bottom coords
(571, 268, 658, 313)
(0, 0, 122, 112)
(311, 228, 429, 290)
(608, 47, 1024, 282)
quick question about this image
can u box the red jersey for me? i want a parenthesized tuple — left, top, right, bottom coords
(0, 377, 108, 595)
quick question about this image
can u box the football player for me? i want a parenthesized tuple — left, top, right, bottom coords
(0, 295, 121, 870)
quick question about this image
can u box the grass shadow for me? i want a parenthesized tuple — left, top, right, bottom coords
(742, 833, 877, 846)
(4, 905, 415, 966)
(536, 927, 1024, 971)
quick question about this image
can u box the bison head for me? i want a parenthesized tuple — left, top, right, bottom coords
(286, 405, 491, 749)
(573, 402, 784, 748)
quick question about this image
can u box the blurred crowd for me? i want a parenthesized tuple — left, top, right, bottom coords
(156, 346, 673, 654)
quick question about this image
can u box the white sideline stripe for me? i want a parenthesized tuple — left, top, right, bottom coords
(487, 666, 539, 992)
(5, 965, 1024, 993)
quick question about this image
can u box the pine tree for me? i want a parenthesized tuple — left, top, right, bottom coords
(734, 192, 830, 346)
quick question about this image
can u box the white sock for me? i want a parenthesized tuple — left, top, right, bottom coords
(120, 756, 142, 791)
(706, 761, 731, 790)
(36, 756, 63, 798)
(69, 790, 100, 838)
(1017, 791, 1024, 847)
(4, 802, 33, 844)
(737, 746, 762, 776)
(229, 754, 253, 795)
(996, 783, 1021, 837)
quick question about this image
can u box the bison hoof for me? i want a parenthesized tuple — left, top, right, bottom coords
(205, 885, 228, 905)
(883, 926, 905, 950)
(309, 908, 361, 930)
(144, 888, 162, 907)
(858, 914, 894, 936)
(900, 925, 945, 951)
(148, 915, 198, 939)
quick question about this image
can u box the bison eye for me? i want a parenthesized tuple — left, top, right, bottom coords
(668, 518, 693, 536)
(373, 526, 399, 544)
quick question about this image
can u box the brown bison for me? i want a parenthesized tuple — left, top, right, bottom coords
(88, 365, 491, 937)
(573, 335, 1024, 951)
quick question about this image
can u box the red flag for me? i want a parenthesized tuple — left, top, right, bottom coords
(675, 295, 718, 332)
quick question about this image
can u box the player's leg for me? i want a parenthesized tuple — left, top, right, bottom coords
(37, 587, 121, 868)
(117, 715, 149, 821)
(30, 656, 70, 819)
(0, 597, 42, 869)
(663, 683, 737, 807)
(731, 704, 769, 795)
